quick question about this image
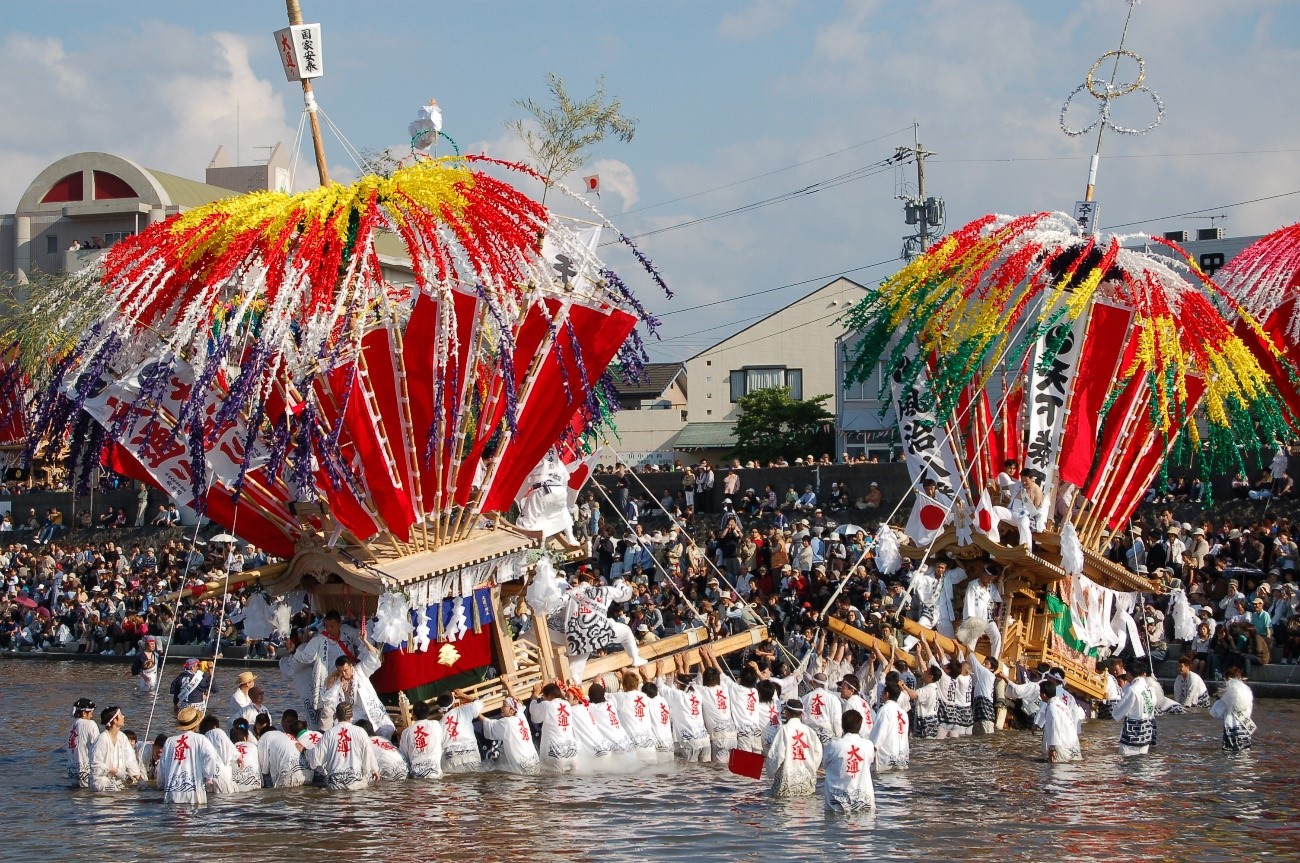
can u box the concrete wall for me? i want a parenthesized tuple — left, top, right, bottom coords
(685, 278, 866, 425)
(595, 461, 912, 519)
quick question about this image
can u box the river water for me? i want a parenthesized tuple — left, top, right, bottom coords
(4, 658, 1297, 863)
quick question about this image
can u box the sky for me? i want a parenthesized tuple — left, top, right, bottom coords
(3, 0, 1298, 363)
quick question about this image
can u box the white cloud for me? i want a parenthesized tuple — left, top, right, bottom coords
(719, 0, 802, 40)
(0, 23, 297, 211)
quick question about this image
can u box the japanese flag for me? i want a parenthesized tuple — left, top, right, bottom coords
(583, 175, 600, 194)
(905, 490, 952, 546)
(974, 488, 1013, 542)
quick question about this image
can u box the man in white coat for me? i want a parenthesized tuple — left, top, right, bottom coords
(438, 690, 485, 773)
(529, 682, 582, 774)
(89, 706, 145, 792)
(957, 565, 1003, 659)
(159, 706, 223, 804)
(823, 709, 876, 811)
(934, 558, 968, 639)
(1036, 679, 1082, 763)
(311, 703, 379, 790)
(766, 699, 823, 798)
(481, 696, 541, 775)
(284, 610, 372, 728)
(802, 673, 843, 744)
(257, 724, 312, 788)
(1112, 659, 1158, 757)
(320, 651, 393, 738)
(870, 682, 910, 770)
(400, 701, 446, 779)
(66, 697, 100, 788)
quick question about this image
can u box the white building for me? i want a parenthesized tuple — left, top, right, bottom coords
(680, 277, 867, 462)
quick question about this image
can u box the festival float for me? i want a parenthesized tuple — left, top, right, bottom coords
(2, 12, 766, 712)
(825, 207, 1290, 700)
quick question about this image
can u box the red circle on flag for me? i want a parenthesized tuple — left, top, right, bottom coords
(919, 504, 947, 531)
(977, 510, 994, 532)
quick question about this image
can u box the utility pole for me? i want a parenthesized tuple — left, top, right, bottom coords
(284, 0, 330, 187)
(895, 123, 942, 261)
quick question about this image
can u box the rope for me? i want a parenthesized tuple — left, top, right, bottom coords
(317, 107, 372, 175)
(142, 497, 217, 741)
(605, 444, 802, 670)
(287, 108, 310, 192)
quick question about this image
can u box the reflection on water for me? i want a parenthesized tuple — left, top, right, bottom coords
(4, 658, 1298, 863)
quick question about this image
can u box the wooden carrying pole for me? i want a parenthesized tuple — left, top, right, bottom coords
(285, 0, 330, 187)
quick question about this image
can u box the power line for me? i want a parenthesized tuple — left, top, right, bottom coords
(1105, 188, 1300, 230)
(659, 256, 900, 318)
(614, 159, 900, 243)
(934, 148, 1300, 165)
(617, 124, 915, 217)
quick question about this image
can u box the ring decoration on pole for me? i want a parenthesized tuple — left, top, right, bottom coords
(1, 131, 670, 558)
(840, 211, 1288, 535)
(1060, 49, 1164, 138)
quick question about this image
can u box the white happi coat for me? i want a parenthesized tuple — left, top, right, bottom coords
(646, 694, 676, 762)
(231, 739, 262, 792)
(89, 731, 145, 792)
(910, 567, 941, 626)
(67, 717, 100, 787)
(258, 729, 311, 788)
(802, 687, 843, 741)
(370, 737, 411, 781)
(569, 700, 614, 769)
(662, 683, 710, 760)
(766, 717, 823, 797)
(442, 700, 484, 771)
(936, 567, 969, 636)
(529, 698, 581, 772)
(1174, 671, 1211, 708)
(515, 449, 576, 541)
(204, 728, 240, 794)
(400, 719, 445, 779)
(590, 700, 638, 769)
(822, 733, 876, 811)
(481, 711, 541, 775)
(1038, 696, 1082, 762)
(870, 700, 910, 770)
(319, 647, 390, 733)
(725, 679, 765, 753)
(159, 731, 223, 804)
(612, 689, 660, 761)
(285, 626, 374, 727)
(1210, 678, 1255, 751)
(230, 689, 260, 726)
(1112, 676, 1158, 755)
(312, 722, 377, 790)
(841, 693, 875, 738)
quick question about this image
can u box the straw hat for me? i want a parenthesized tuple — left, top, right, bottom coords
(176, 706, 203, 732)
(237, 671, 257, 687)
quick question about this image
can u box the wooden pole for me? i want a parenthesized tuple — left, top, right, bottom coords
(285, 0, 330, 188)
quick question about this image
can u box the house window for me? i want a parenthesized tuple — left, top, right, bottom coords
(103, 231, 132, 246)
(729, 366, 803, 402)
(46, 235, 58, 254)
(842, 362, 885, 401)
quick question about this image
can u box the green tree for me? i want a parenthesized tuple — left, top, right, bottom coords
(509, 74, 637, 203)
(731, 386, 835, 464)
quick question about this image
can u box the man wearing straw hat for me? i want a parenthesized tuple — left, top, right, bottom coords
(230, 670, 259, 724)
(158, 705, 223, 804)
